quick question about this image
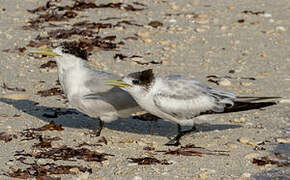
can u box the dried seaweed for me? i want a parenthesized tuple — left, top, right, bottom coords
(148, 21, 163, 28)
(2, 47, 26, 53)
(165, 12, 198, 17)
(73, 20, 112, 29)
(143, 146, 155, 151)
(20, 129, 61, 142)
(23, 10, 78, 30)
(33, 136, 52, 149)
(114, 53, 128, 60)
(242, 10, 265, 15)
(113, 53, 162, 65)
(132, 2, 147, 7)
(123, 36, 138, 40)
(228, 70, 235, 74)
(237, 19, 245, 23)
(27, 39, 52, 48)
(4, 161, 91, 179)
(40, 11, 78, 21)
(77, 142, 102, 147)
(23, 0, 141, 57)
(28, 1, 145, 13)
(128, 157, 171, 165)
(27, 1, 57, 13)
(59, 38, 118, 52)
(37, 176, 61, 180)
(163, 144, 229, 156)
(1, 83, 26, 92)
(47, 28, 95, 39)
(32, 135, 62, 149)
(20, 130, 41, 141)
(25, 121, 64, 131)
(103, 35, 117, 41)
(40, 60, 57, 69)
(114, 20, 143, 27)
(37, 87, 63, 97)
(0, 114, 8, 117)
(253, 153, 289, 167)
(0, 132, 17, 143)
(100, 17, 122, 21)
(4, 168, 30, 179)
(34, 145, 114, 162)
(66, 0, 97, 11)
(207, 78, 219, 85)
(96, 2, 145, 11)
(88, 37, 118, 50)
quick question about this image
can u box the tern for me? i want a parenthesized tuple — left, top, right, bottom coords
(31, 43, 141, 136)
(107, 69, 237, 145)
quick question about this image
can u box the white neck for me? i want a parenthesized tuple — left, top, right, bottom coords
(55, 54, 89, 97)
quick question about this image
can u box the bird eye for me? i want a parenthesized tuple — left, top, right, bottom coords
(132, 80, 140, 85)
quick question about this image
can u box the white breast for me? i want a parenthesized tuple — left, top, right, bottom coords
(64, 66, 89, 99)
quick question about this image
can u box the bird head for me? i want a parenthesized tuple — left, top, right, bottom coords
(30, 42, 88, 65)
(106, 69, 155, 95)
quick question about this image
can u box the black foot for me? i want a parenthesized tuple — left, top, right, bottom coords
(165, 138, 181, 146)
(164, 124, 197, 146)
(94, 120, 104, 137)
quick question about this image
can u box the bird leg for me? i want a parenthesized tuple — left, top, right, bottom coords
(95, 120, 104, 136)
(165, 124, 197, 146)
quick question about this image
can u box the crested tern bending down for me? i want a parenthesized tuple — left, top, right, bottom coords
(107, 69, 236, 146)
(32, 43, 141, 136)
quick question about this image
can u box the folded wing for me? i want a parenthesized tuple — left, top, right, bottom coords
(153, 77, 236, 120)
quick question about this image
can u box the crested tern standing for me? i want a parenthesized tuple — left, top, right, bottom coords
(107, 69, 236, 145)
(32, 43, 141, 136)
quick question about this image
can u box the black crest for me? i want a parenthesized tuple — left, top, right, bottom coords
(60, 42, 88, 60)
(128, 69, 155, 87)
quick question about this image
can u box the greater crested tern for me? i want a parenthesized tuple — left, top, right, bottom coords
(32, 43, 141, 136)
(107, 69, 236, 145)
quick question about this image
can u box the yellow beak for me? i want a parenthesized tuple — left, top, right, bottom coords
(105, 79, 132, 87)
(30, 48, 60, 57)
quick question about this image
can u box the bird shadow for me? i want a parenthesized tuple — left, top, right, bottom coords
(0, 97, 277, 137)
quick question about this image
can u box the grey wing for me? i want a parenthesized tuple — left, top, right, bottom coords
(84, 69, 120, 93)
(82, 69, 141, 116)
(153, 77, 236, 120)
(166, 76, 236, 103)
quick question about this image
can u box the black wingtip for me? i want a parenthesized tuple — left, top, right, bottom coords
(223, 101, 277, 113)
(236, 96, 281, 102)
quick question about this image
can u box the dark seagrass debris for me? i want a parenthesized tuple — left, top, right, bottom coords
(1, 83, 26, 92)
(0, 132, 17, 143)
(25, 121, 64, 131)
(253, 153, 290, 167)
(163, 144, 229, 156)
(37, 87, 63, 97)
(128, 157, 172, 165)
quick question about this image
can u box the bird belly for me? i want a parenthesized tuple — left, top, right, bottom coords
(69, 94, 119, 122)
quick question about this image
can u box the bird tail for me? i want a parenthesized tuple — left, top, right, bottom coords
(235, 96, 281, 102)
(209, 88, 236, 112)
